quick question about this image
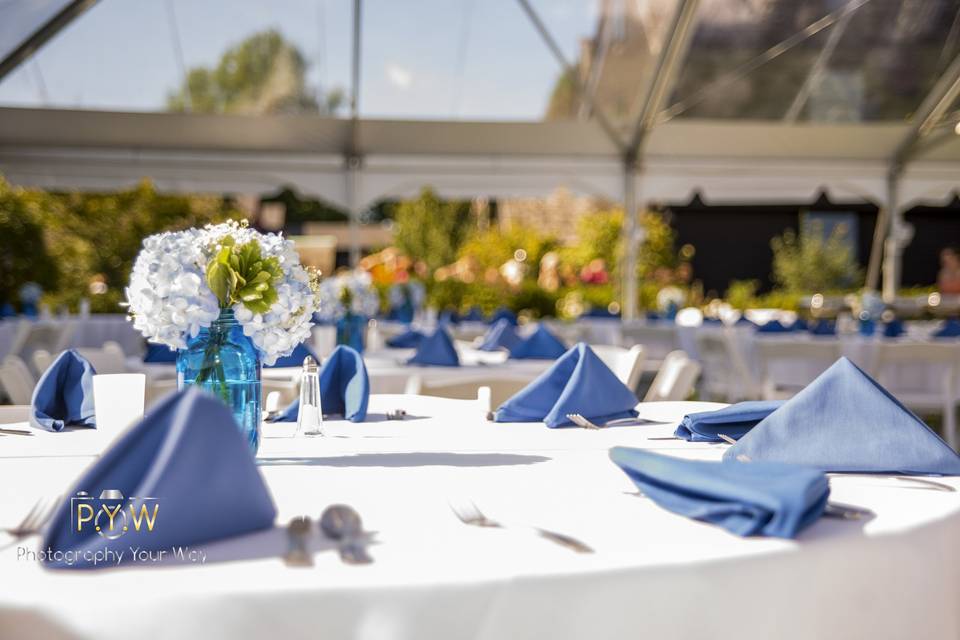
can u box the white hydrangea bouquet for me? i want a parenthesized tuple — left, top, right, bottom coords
(314, 269, 380, 322)
(125, 220, 318, 365)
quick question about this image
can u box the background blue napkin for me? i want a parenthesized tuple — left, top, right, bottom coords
(463, 306, 485, 321)
(386, 328, 425, 348)
(270, 345, 370, 422)
(30, 349, 97, 432)
(509, 324, 567, 360)
(41, 388, 277, 569)
(387, 303, 414, 323)
(809, 319, 836, 336)
(756, 319, 793, 333)
(478, 318, 521, 352)
(496, 343, 638, 427)
(735, 316, 756, 327)
(488, 307, 518, 326)
(267, 342, 319, 368)
(408, 328, 460, 367)
(883, 319, 905, 338)
(675, 400, 785, 442)
(143, 343, 177, 363)
(439, 309, 461, 326)
(610, 447, 829, 539)
(932, 318, 960, 338)
(724, 357, 960, 475)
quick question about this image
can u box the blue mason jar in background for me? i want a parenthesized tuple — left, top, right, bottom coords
(336, 312, 366, 353)
(177, 309, 262, 454)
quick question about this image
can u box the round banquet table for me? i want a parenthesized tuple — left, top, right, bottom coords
(0, 396, 958, 640)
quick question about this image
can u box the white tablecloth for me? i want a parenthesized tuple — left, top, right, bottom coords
(1, 396, 958, 639)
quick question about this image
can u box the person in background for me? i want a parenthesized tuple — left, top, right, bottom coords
(938, 246, 960, 295)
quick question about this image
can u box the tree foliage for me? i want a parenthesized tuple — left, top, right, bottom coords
(0, 178, 59, 306)
(167, 30, 343, 115)
(391, 188, 474, 271)
(770, 222, 862, 293)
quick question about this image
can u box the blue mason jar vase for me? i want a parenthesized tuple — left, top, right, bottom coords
(177, 309, 261, 454)
(336, 312, 366, 353)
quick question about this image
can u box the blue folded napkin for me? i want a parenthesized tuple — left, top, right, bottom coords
(463, 306, 485, 322)
(932, 318, 960, 338)
(858, 318, 876, 336)
(270, 345, 370, 422)
(610, 447, 829, 539)
(0, 302, 16, 318)
(488, 307, 518, 326)
(645, 311, 661, 322)
(386, 328, 425, 348)
(735, 316, 755, 327)
(30, 350, 97, 432)
(808, 319, 836, 335)
(702, 317, 723, 326)
(495, 343, 638, 428)
(756, 319, 793, 333)
(387, 303, 414, 323)
(143, 343, 177, 363)
(41, 387, 276, 569)
(439, 309, 461, 326)
(509, 324, 567, 360)
(724, 357, 960, 475)
(408, 328, 460, 367)
(267, 342, 319, 368)
(675, 400, 786, 443)
(585, 307, 619, 319)
(478, 318, 521, 352)
(883, 319, 905, 338)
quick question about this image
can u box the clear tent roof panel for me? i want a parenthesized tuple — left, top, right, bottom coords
(0, 0, 74, 61)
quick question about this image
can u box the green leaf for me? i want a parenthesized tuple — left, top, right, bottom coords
(220, 235, 235, 247)
(206, 261, 231, 306)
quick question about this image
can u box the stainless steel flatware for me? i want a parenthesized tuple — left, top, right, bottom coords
(448, 497, 593, 554)
(827, 473, 955, 493)
(0, 427, 33, 436)
(1, 496, 60, 550)
(823, 501, 875, 520)
(320, 504, 373, 564)
(386, 409, 407, 421)
(284, 516, 313, 567)
(715, 433, 737, 445)
(566, 414, 656, 429)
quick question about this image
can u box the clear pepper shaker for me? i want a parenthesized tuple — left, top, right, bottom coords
(297, 356, 324, 436)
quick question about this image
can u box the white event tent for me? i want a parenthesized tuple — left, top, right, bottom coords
(0, 0, 959, 317)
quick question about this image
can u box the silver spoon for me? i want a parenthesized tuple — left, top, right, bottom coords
(320, 505, 373, 564)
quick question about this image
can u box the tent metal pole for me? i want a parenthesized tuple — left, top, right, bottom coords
(0, 0, 99, 83)
(867, 49, 960, 291)
(622, 154, 640, 321)
(345, 0, 362, 268)
(880, 171, 901, 302)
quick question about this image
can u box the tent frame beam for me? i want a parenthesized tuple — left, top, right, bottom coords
(0, 0, 99, 83)
(867, 48, 960, 295)
(622, 0, 700, 321)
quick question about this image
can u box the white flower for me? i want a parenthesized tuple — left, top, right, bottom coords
(125, 221, 317, 363)
(315, 269, 380, 322)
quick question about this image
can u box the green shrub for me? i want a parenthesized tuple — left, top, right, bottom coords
(771, 222, 861, 293)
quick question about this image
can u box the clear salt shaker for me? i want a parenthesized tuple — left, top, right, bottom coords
(297, 356, 324, 436)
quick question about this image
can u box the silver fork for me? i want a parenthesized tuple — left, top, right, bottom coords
(567, 414, 651, 429)
(566, 413, 600, 429)
(448, 498, 593, 553)
(2, 496, 60, 542)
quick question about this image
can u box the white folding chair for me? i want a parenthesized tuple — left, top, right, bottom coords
(77, 342, 128, 375)
(871, 342, 960, 450)
(620, 323, 677, 369)
(0, 405, 29, 424)
(695, 329, 758, 402)
(0, 355, 36, 405)
(589, 344, 645, 392)
(644, 351, 701, 402)
(31, 349, 53, 375)
(404, 374, 527, 413)
(755, 339, 841, 400)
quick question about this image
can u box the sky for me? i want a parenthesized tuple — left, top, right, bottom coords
(0, 0, 606, 120)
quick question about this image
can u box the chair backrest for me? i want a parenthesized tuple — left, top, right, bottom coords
(77, 344, 128, 375)
(620, 324, 677, 361)
(589, 344, 645, 392)
(754, 338, 841, 400)
(0, 355, 36, 405)
(872, 342, 960, 391)
(405, 374, 529, 412)
(31, 349, 53, 375)
(644, 350, 701, 402)
(0, 405, 30, 423)
(694, 329, 758, 402)
(540, 321, 584, 347)
(11, 321, 75, 365)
